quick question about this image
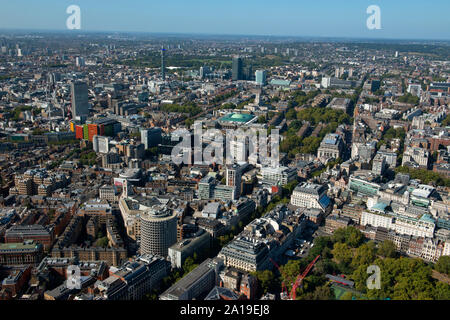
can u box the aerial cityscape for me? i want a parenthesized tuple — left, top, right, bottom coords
(0, 1, 449, 304)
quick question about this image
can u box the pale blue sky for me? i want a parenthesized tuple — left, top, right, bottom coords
(0, 0, 449, 40)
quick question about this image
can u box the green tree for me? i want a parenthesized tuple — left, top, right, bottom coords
(332, 226, 364, 248)
(251, 270, 279, 296)
(352, 242, 377, 267)
(434, 282, 450, 300)
(301, 285, 334, 300)
(183, 257, 198, 274)
(332, 242, 353, 265)
(378, 240, 398, 258)
(435, 256, 450, 275)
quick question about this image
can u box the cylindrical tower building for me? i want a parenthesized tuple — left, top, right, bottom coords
(140, 206, 177, 257)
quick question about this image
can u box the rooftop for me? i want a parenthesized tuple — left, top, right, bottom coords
(219, 113, 255, 124)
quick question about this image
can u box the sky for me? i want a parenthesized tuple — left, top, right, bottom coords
(0, 0, 449, 40)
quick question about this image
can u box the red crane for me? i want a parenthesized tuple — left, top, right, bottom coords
(290, 255, 321, 300)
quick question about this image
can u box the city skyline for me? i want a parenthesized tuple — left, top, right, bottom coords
(0, 0, 449, 305)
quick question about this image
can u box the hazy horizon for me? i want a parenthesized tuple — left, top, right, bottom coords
(0, 0, 449, 41)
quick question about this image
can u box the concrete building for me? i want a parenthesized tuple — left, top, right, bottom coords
(218, 237, 270, 272)
(372, 153, 387, 175)
(160, 258, 224, 300)
(361, 210, 435, 239)
(328, 97, 351, 114)
(261, 166, 297, 186)
(0, 240, 43, 266)
(317, 133, 344, 161)
(168, 229, 211, 268)
(93, 135, 110, 154)
(99, 185, 119, 202)
(226, 163, 248, 200)
(140, 206, 178, 257)
(5, 225, 54, 250)
(402, 147, 429, 169)
(290, 182, 331, 212)
(95, 254, 170, 300)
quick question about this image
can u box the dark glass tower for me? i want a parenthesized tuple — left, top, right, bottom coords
(161, 47, 166, 80)
(232, 56, 243, 81)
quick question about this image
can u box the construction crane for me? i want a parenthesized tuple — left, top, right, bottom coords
(290, 255, 321, 300)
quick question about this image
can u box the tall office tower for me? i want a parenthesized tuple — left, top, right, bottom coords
(226, 163, 246, 200)
(335, 68, 341, 78)
(200, 66, 210, 79)
(395, 51, 399, 58)
(93, 135, 110, 154)
(232, 56, 243, 81)
(348, 68, 354, 78)
(261, 47, 265, 54)
(161, 47, 166, 80)
(230, 140, 247, 163)
(274, 47, 278, 54)
(255, 70, 267, 86)
(140, 208, 178, 257)
(71, 81, 89, 120)
(75, 56, 85, 67)
(371, 79, 381, 93)
(140, 127, 162, 150)
(245, 64, 254, 81)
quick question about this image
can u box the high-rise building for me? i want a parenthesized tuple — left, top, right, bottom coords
(75, 57, 85, 67)
(348, 68, 354, 78)
(71, 81, 89, 120)
(371, 80, 381, 93)
(200, 66, 210, 79)
(226, 163, 248, 200)
(255, 70, 267, 86)
(232, 57, 243, 81)
(230, 139, 247, 163)
(140, 206, 178, 257)
(140, 127, 162, 150)
(93, 135, 110, 154)
(335, 67, 341, 78)
(161, 48, 166, 80)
